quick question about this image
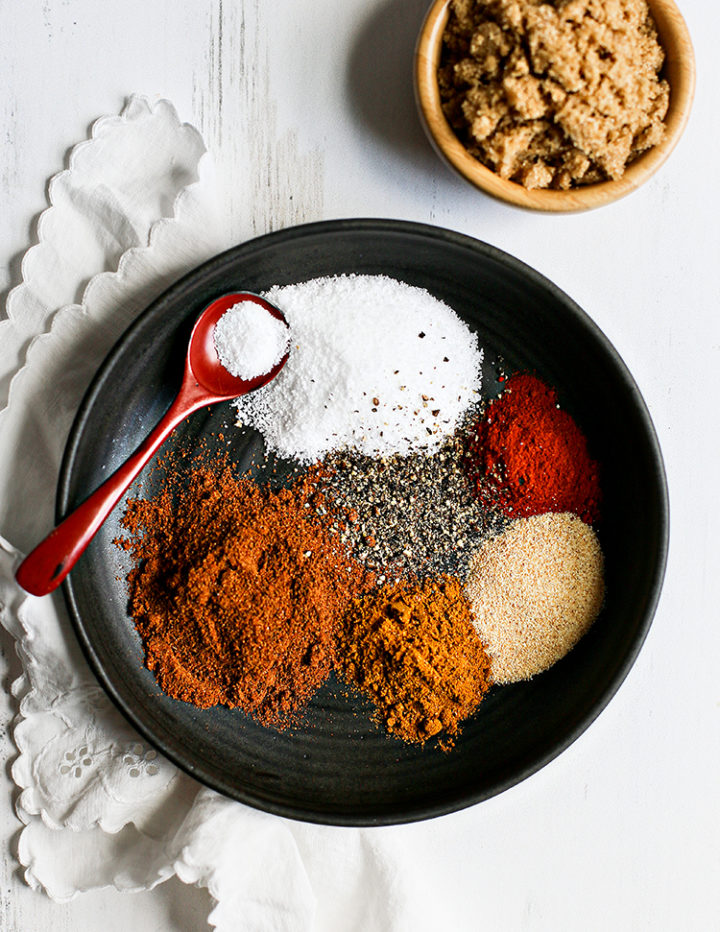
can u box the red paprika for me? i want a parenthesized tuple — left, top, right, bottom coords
(466, 373, 601, 524)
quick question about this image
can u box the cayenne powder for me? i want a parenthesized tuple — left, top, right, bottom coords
(466, 373, 601, 523)
(116, 459, 374, 728)
(340, 576, 492, 749)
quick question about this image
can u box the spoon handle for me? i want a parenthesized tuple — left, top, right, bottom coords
(15, 384, 208, 597)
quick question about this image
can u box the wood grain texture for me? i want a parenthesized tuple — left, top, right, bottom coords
(192, 0, 325, 246)
(1, 0, 719, 929)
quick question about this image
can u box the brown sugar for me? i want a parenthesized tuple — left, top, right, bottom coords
(439, 0, 670, 188)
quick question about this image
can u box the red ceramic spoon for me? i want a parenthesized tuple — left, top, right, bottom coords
(15, 293, 289, 597)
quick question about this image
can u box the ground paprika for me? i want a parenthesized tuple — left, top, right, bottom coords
(466, 373, 601, 523)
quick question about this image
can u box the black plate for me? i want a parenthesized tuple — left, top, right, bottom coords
(59, 219, 668, 825)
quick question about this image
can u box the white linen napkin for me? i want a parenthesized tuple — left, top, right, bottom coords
(0, 96, 318, 930)
(0, 96, 487, 932)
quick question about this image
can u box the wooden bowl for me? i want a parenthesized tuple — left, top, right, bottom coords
(415, 0, 695, 212)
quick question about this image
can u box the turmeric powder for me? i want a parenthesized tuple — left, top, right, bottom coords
(340, 576, 492, 749)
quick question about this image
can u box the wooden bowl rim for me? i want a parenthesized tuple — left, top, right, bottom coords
(414, 0, 696, 212)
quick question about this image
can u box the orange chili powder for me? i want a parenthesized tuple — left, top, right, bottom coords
(116, 460, 374, 728)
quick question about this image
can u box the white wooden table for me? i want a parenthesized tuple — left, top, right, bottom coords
(1, 1, 718, 929)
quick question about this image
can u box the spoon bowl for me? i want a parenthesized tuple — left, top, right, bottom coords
(15, 292, 289, 597)
(188, 292, 289, 397)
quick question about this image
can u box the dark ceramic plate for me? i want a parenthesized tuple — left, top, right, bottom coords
(59, 219, 668, 825)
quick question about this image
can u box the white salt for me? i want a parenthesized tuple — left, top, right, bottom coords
(213, 300, 289, 380)
(233, 274, 482, 462)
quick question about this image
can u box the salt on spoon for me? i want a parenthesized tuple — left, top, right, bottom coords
(214, 299, 291, 380)
(15, 292, 289, 597)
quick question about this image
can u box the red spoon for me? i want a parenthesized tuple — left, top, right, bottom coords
(15, 292, 289, 597)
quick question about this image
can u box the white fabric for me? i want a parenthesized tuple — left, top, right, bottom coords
(0, 95, 476, 932)
(0, 96, 314, 929)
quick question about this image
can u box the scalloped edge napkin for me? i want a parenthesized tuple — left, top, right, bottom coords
(0, 96, 319, 931)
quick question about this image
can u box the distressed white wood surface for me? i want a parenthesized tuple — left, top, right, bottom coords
(1, 0, 718, 929)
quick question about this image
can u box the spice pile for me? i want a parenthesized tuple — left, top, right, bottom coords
(341, 577, 492, 749)
(466, 512, 604, 683)
(312, 439, 507, 579)
(466, 372, 601, 523)
(439, 0, 669, 188)
(117, 459, 374, 727)
(214, 299, 289, 380)
(117, 274, 606, 750)
(234, 274, 482, 462)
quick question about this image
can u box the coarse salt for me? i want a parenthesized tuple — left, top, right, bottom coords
(213, 300, 289, 380)
(233, 274, 483, 462)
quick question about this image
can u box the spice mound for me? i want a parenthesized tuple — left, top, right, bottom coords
(340, 576, 492, 748)
(466, 512, 605, 683)
(313, 438, 506, 580)
(233, 274, 482, 463)
(439, 0, 669, 188)
(117, 461, 373, 728)
(466, 373, 601, 524)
